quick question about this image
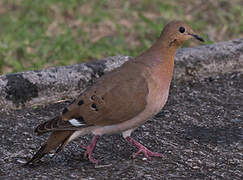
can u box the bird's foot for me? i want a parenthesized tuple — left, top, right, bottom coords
(133, 147, 163, 159)
(125, 136, 163, 159)
(80, 135, 100, 164)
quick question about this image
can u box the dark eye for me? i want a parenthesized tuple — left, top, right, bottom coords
(179, 27, 185, 33)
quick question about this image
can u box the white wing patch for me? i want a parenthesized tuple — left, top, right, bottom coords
(69, 119, 83, 127)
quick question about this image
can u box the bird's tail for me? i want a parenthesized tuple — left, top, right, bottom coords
(34, 116, 62, 136)
(25, 130, 74, 165)
(34, 116, 86, 136)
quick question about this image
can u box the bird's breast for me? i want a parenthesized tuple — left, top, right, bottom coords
(145, 72, 171, 116)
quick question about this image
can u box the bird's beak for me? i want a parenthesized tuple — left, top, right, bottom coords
(189, 33, 204, 42)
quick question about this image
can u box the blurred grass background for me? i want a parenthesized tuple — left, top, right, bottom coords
(0, 0, 242, 74)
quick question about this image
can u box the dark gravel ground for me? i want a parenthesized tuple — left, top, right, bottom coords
(0, 71, 242, 180)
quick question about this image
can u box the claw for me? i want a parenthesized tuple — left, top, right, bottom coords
(80, 135, 100, 164)
(126, 136, 163, 159)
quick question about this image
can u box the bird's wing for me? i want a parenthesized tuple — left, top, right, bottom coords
(35, 60, 149, 134)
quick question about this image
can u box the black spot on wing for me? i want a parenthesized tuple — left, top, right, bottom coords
(62, 107, 68, 114)
(91, 103, 96, 109)
(90, 95, 95, 100)
(78, 99, 84, 106)
(91, 103, 98, 111)
(75, 116, 85, 123)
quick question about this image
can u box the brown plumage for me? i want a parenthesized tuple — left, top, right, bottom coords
(25, 130, 73, 165)
(26, 21, 204, 165)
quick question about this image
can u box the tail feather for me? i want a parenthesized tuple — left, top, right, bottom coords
(25, 130, 74, 165)
(55, 135, 71, 154)
(25, 143, 48, 166)
(34, 116, 62, 135)
(34, 116, 90, 136)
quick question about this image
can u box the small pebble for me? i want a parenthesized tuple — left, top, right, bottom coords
(48, 153, 55, 158)
(94, 164, 112, 168)
(231, 118, 242, 123)
(17, 159, 27, 164)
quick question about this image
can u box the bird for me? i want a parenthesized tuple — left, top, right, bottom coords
(25, 21, 204, 165)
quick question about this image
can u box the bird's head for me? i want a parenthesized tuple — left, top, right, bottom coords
(160, 21, 204, 48)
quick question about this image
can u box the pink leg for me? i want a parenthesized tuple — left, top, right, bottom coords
(80, 135, 100, 164)
(125, 136, 163, 159)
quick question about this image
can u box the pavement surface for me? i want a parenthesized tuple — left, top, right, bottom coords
(0, 71, 242, 179)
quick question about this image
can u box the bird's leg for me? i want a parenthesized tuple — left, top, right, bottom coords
(125, 136, 163, 159)
(80, 135, 100, 164)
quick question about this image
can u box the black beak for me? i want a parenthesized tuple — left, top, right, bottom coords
(190, 33, 204, 42)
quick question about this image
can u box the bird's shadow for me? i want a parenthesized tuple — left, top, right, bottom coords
(184, 124, 243, 145)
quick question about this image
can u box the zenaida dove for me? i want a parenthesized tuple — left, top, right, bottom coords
(26, 21, 204, 165)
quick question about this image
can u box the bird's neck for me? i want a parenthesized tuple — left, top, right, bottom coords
(136, 37, 178, 80)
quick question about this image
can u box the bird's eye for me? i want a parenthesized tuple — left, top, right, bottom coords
(179, 27, 185, 33)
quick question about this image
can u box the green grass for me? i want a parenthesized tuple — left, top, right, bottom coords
(0, 0, 242, 74)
